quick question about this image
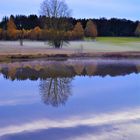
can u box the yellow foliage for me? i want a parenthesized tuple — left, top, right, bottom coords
(34, 26, 42, 33)
(16, 29, 29, 39)
(85, 65, 97, 75)
(7, 17, 16, 31)
(74, 64, 84, 75)
(34, 65, 43, 71)
(85, 20, 98, 38)
(72, 22, 84, 39)
(7, 17, 17, 39)
(7, 66, 17, 79)
(30, 26, 42, 40)
(0, 28, 2, 33)
(0, 28, 2, 39)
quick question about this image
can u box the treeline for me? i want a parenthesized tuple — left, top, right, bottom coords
(0, 15, 97, 41)
(1, 59, 139, 81)
(0, 15, 140, 41)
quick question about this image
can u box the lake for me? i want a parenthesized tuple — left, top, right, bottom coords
(0, 58, 140, 140)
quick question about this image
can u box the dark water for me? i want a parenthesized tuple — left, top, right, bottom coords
(0, 58, 140, 140)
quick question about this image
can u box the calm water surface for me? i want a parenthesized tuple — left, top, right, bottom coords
(0, 58, 140, 140)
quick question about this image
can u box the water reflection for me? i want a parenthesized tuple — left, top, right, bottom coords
(1, 107, 140, 140)
(0, 58, 140, 107)
(0, 58, 140, 140)
(39, 78, 72, 107)
(0, 58, 140, 80)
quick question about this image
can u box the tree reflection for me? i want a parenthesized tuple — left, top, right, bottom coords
(39, 77, 73, 107)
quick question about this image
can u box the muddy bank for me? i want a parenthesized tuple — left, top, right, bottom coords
(0, 51, 140, 62)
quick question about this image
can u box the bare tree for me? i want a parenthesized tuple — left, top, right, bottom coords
(40, 0, 71, 48)
(40, 0, 70, 18)
(39, 77, 72, 107)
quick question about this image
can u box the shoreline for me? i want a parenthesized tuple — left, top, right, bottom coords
(0, 40, 140, 61)
(0, 51, 140, 62)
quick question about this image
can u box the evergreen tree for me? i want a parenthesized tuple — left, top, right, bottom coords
(135, 22, 140, 37)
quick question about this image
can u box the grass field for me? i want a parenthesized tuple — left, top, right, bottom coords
(0, 37, 140, 57)
(69, 37, 140, 52)
(97, 37, 140, 43)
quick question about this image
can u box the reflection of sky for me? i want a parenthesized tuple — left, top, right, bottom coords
(0, 76, 40, 106)
(1, 108, 140, 140)
(0, 73, 140, 140)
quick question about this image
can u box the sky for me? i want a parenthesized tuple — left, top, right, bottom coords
(0, 0, 139, 21)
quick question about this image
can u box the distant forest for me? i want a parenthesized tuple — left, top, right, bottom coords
(0, 15, 139, 37)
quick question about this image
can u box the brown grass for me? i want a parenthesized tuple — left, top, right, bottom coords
(0, 41, 140, 61)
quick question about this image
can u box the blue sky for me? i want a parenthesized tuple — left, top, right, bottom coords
(0, 0, 139, 21)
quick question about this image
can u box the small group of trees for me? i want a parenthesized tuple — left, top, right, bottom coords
(0, 0, 139, 48)
(0, 16, 139, 38)
(0, 17, 98, 47)
(39, 0, 98, 47)
(0, 17, 23, 41)
(0, 0, 98, 48)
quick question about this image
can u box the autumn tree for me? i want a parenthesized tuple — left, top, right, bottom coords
(30, 26, 42, 40)
(135, 22, 140, 37)
(40, 0, 71, 48)
(23, 29, 30, 39)
(0, 28, 2, 39)
(85, 20, 98, 38)
(72, 22, 84, 40)
(7, 17, 17, 39)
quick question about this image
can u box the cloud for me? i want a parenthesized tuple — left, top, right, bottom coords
(0, 98, 39, 106)
(71, 123, 140, 140)
(0, 107, 140, 138)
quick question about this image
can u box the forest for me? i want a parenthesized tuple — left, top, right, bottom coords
(0, 15, 139, 41)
